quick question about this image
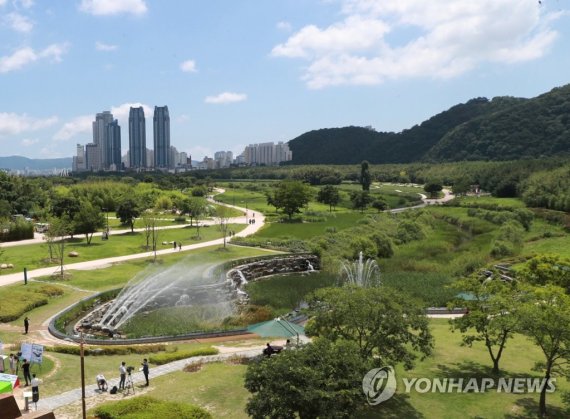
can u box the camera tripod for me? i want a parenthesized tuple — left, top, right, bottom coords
(124, 373, 135, 395)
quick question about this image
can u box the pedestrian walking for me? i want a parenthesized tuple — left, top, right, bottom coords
(24, 316, 29, 334)
(178, 242, 182, 251)
(119, 362, 126, 390)
(142, 358, 149, 386)
(22, 358, 32, 386)
(173, 241, 177, 250)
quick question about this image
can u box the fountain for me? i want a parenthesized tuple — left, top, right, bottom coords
(339, 251, 381, 287)
(90, 261, 240, 335)
(307, 261, 315, 272)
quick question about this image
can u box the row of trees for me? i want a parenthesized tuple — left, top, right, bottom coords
(451, 255, 570, 417)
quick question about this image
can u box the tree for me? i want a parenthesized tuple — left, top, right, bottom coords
(140, 212, 156, 253)
(452, 176, 471, 196)
(519, 255, 570, 293)
(188, 198, 206, 238)
(306, 286, 433, 369)
(450, 275, 519, 373)
(424, 181, 443, 198)
(47, 216, 72, 278)
(517, 285, 570, 417)
(116, 198, 141, 232)
(266, 181, 312, 221)
(73, 201, 105, 245)
(244, 338, 373, 419)
(349, 191, 371, 213)
(316, 185, 340, 212)
(370, 232, 393, 258)
(371, 197, 388, 212)
(360, 160, 372, 191)
(215, 205, 232, 248)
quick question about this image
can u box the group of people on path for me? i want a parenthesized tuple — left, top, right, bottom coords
(98, 359, 149, 393)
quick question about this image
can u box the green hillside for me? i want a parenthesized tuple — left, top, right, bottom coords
(288, 85, 569, 164)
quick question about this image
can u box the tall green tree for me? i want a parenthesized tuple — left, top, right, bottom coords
(215, 205, 232, 248)
(116, 198, 141, 232)
(349, 191, 371, 213)
(424, 181, 443, 198)
(306, 286, 433, 369)
(518, 285, 570, 418)
(519, 255, 570, 293)
(266, 181, 312, 220)
(316, 185, 340, 212)
(245, 338, 372, 419)
(450, 275, 519, 373)
(360, 160, 372, 191)
(73, 201, 105, 245)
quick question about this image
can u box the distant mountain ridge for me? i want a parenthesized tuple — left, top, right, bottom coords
(0, 155, 72, 171)
(288, 84, 570, 164)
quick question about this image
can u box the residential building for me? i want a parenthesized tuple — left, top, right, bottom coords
(106, 119, 122, 170)
(129, 107, 146, 169)
(241, 142, 292, 166)
(93, 111, 114, 170)
(153, 106, 170, 169)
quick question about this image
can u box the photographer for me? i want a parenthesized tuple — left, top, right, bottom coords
(96, 373, 108, 392)
(142, 359, 149, 386)
(119, 362, 126, 390)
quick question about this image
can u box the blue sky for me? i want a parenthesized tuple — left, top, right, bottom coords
(1, 0, 569, 160)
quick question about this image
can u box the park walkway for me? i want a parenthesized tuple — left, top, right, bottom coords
(34, 347, 263, 412)
(0, 203, 265, 288)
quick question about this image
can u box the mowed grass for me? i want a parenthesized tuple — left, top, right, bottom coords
(0, 223, 245, 273)
(254, 212, 365, 239)
(74, 319, 569, 419)
(368, 319, 569, 418)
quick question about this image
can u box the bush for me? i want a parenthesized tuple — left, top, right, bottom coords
(396, 220, 425, 244)
(94, 396, 212, 419)
(174, 216, 186, 223)
(148, 347, 218, 365)
(0, 219, 34, 242)
(47, 344, 167, 356)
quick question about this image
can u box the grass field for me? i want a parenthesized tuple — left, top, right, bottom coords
(67, 319, 568, 419)
(0, 223, 245, 273)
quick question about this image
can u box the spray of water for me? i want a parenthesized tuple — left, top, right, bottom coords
(339, 251, 381, 287)
(98, 261, 238, 331)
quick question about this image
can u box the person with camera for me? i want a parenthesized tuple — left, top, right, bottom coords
(142, 358, 149, 386)
(119, 362, 127, 390)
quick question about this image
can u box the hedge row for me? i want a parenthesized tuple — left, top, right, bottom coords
(0, 284, 64, 322)
(94, 396, 212, 419)
(47, 344, 167, 356)
(148, 347, 219, 365)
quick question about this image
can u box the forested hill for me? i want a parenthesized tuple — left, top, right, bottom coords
(288, 84, 570, 164)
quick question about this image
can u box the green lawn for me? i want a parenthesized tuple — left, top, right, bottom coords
(67, 319, 569, 419)
(254, 212, 365, 240)
(0, 223, 245, 273)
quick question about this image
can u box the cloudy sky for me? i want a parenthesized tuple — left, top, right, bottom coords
(1, 0, 569, 160)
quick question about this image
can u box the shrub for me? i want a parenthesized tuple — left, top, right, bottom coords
(47, 344, 167, 356)
(349, 237, 377, 260)
(396, 220, 425, 244)
(148, 347, 218, 365)
(370, 232, 394, 258)
(94, 396, 212, 419)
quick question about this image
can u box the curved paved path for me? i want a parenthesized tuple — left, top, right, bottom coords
(0, 195, 265, 288)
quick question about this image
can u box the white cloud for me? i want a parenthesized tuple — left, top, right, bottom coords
(180, 59, 197, 72)
(0, 0, 7, 6)
(0, 43, 69, 73)
(276, 21, 292, 31)
(176, 114, 190, 123)
(79, 0, 148, 16)
(205, 92, 247, 104)
(272, 0, 566, 88)
(16, 0, 34, 9)
(95, 41, 118, 51)
(21, 138, 39, 146)
(53, 115, 92, 141)
(0, 113, 57, 136)
(5, 12, 34, 33)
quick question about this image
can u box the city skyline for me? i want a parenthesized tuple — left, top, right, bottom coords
(1, 1, 570, 160)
